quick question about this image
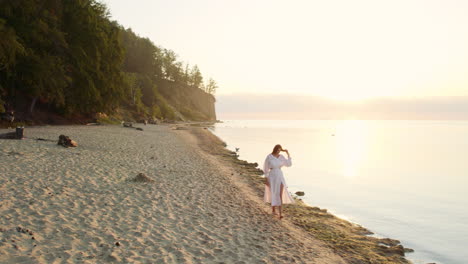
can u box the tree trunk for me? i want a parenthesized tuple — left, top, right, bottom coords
(29, 96, 38, 115)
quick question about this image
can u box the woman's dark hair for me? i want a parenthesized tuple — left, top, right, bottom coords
(272, 144, 282, 154)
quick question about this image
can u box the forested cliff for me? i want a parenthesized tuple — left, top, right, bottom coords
(0, 0, 217, 124)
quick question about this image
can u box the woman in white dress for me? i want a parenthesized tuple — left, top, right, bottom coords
(263, 144, 294, 219)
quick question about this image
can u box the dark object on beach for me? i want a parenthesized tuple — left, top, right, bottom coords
(136, 128, 143, 131)
(115, 242, 120, 246)
(295, 191, 305, 196)
(15, 127, 24, 139)
(57, 135, 78, 148)
(148, 119, 160, 125)
(0, 127, 24, 139)
(123, 122, 133, 128)
(132, 173, 154, 183)
(0, 110, 15, 123)
(35, 137, 55, 142)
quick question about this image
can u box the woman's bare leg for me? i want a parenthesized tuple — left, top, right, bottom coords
(279, 184, 284, 219)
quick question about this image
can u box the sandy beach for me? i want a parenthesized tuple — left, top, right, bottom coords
(0, 124, 349, 263)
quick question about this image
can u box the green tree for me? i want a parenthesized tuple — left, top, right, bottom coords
(205, 78, 218, 95)
(62, 0, 125, 113)
(0, 18, 24, 71)
(190, 65, 203, 89)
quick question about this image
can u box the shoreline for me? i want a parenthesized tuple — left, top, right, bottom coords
(181, 124, 413, 264)
(0, 123, 412, 263)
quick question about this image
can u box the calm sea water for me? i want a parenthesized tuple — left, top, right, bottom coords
(211, 120, 468, 264)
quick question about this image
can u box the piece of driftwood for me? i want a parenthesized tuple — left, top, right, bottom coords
(0, 127, 24, 139)
(57, 135, 78, 148)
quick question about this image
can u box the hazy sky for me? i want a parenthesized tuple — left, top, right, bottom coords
(216, 94, 468, 120)
(103, 0, 468, 118)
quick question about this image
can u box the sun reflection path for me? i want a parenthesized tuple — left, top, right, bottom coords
(336, 120, 369, 178)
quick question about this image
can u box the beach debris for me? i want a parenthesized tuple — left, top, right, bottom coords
(16, 127, 24, 139)
(57, 135, 78, 148)
(148, 118, 160, 125)
(115, 242, 120, 247)
(295, 191, 305, 197)
(0, 127, 24, 139)
(136, 127, 143, 131)
(35, 137, 55, 142)
(122, 122, 133, 128)
(16, 226, 34, 237)
(131, 173, 154, 183)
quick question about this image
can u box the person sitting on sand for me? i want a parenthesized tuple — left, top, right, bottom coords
(263, 144, 294, 219)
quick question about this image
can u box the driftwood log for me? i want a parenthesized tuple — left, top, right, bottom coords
(57, 135, 78, 148)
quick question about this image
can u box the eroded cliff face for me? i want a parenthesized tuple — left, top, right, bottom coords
(158, 80, 216, 121)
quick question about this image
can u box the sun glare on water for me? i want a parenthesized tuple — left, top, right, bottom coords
(336, 120, 369, 178)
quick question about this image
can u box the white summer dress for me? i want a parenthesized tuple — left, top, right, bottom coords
(263, 154, 294, 206)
